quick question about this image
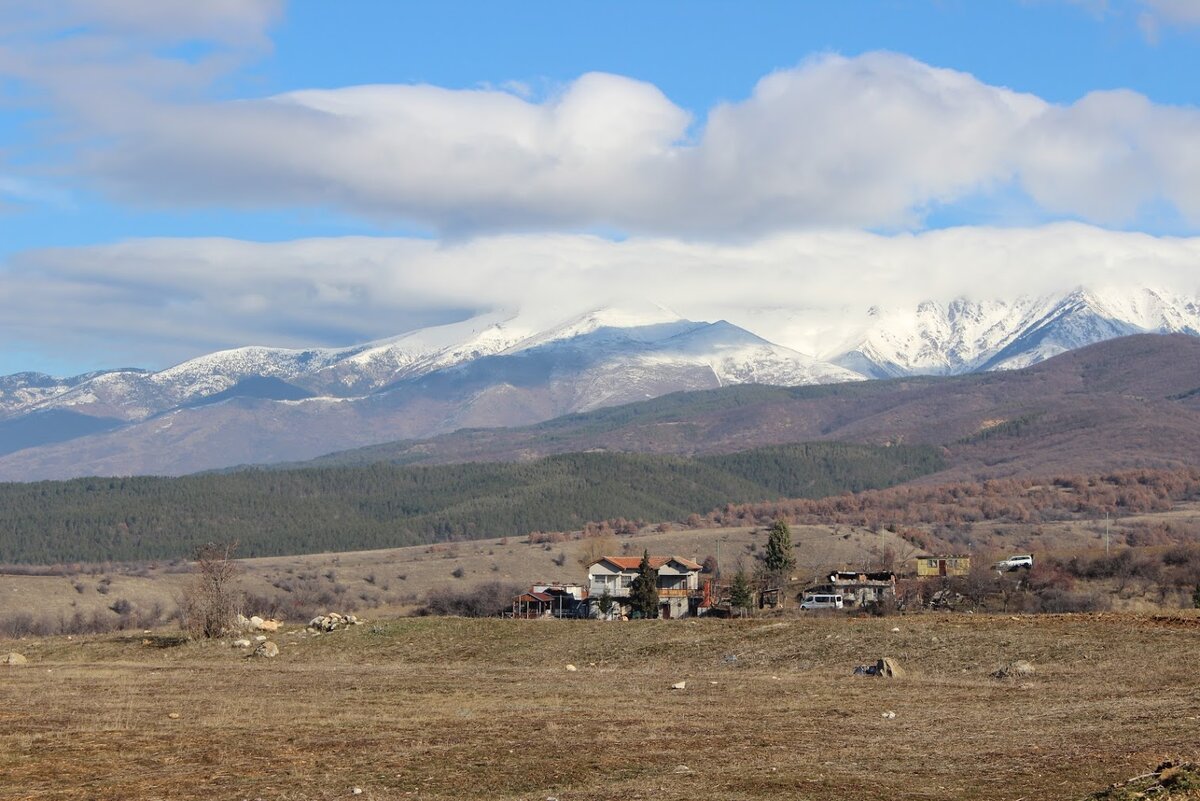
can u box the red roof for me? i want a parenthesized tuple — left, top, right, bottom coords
(591, 555, 702, 571)
(516, 592, 553, 603)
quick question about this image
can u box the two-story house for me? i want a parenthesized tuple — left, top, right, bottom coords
(586, 555, 704, 619)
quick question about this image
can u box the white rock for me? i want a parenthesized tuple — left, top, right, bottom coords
(232, 639, 251, 648)
(670, 681, 686, 690)
(565, 664, 577, 672)
(254, 635, 267, 642)
(891, 627, 901, 633)
(351, 789, 362, 796)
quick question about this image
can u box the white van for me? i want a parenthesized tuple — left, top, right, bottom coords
(800, 593, 844, 610)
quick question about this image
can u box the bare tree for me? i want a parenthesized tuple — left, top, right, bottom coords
(180, 541, 242, 639)
(575, 533, 618, 569)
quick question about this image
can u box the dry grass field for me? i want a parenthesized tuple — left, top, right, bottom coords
(3, 612, 1199, 801)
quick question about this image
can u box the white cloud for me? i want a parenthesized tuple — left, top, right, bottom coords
(2, 4, 1199, 237)
(33, 50, 1196, 236)
(0, 0, 282, 196)
(1138, 0, 1200, 38)
(5, 224, 1200, 370)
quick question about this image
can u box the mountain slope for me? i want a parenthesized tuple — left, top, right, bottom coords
(0, 312, 860, 479)
(0, 443, 942, 563)
(302, 334, 1200, 481)
(2, 287, 1200, 479)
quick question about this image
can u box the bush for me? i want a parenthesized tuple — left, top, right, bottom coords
(420, 581, 521, 617)
(180, 542, 242, 639)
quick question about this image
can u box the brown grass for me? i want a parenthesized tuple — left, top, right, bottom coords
(2, 612, 1198, 800)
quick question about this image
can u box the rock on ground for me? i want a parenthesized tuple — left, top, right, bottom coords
(3, 652, 27, 666)
(877, 658, 904, 678)
(254, 641, 280, 658)
(992, 660, 1036, 680)
(308, 612, 361, 632)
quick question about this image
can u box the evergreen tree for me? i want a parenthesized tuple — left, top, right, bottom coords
(597, 588, 614, 619)
(764, 520, 797, 577)
(629, 550, 660, 619)
(730, 568, 753, 613)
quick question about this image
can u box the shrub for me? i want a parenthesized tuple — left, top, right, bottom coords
(421, 581, 521, 617)
(179, 542, 242, 639)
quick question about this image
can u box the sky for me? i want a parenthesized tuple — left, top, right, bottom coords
(2, 0, 1200, 374)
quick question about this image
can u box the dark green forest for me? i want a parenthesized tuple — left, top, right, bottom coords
(0, 443, 943, 564)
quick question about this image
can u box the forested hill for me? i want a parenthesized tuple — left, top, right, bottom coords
(0, 443, 942, 564)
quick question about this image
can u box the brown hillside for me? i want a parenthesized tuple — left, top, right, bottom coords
(311, 334, 1200, 481)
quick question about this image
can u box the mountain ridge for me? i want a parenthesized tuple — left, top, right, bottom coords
(1, 288, 1199, 478)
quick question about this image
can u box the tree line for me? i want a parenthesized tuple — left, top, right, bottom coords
(0, 443, 942, 564)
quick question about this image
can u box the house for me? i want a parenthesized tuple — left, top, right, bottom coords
(915, 555, 971, 578)
(511, 583, 589, 618)
(804, 570, 896, 607)
(532, 583, 588, 618)
(586, 555, 704, 619)
(512, 591, 555, 619)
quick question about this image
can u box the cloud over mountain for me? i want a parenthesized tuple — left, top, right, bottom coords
(6, 224, 1200, 369)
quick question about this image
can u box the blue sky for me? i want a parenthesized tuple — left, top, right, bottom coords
(1, 0, 1200, 374)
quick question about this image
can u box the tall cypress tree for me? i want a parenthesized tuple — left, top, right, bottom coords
(629, 550, 660, 619)
(764, 520, 797, 577)
(730, 568, 753, 613)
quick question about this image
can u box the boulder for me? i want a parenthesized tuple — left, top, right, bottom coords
(3, 652, 27, 666)
(877, 658, 903, 678)
(232, 639, 251, 648)
(259, 619, 281, 632)
(670, 680, 686, 690)
(249, 615, 265, 630)
(253, 641, 279, 658)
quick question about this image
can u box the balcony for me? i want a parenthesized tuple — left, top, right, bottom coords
(657, 587, 697, 598)
(588, 582, 699, 599)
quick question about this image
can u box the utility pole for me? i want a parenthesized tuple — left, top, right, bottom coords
(1105, 512, 1110, 555)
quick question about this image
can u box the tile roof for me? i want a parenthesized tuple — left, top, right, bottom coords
(591, 555, 702, 571)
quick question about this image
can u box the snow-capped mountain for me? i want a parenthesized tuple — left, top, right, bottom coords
(1, 287, 1198, 479)
(824, 287, 1200, 378)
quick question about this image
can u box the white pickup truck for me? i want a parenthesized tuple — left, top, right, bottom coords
(993, 554, 1034, 572)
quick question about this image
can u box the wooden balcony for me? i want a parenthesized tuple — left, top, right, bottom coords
(657, 587, 699, 598)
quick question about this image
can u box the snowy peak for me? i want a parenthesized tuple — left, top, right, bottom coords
(836, 287, 1200, 378)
